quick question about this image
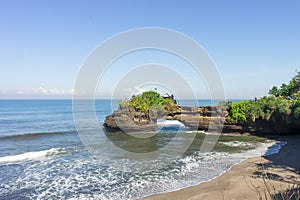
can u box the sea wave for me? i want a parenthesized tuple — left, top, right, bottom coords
(263, 141, 287, 156)
(218, 141, 257, 148)
(0, 131, 76, 140)
(0, 148, 66, 163)
(0, 139, 285, 199)
(156, 119, 189, 132)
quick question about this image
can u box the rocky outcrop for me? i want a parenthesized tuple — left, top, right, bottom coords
(103, 106, 227, 133)
(104, 105, 300, 134)
(103, 107, 158, 132)
(165, 106, 226, 132)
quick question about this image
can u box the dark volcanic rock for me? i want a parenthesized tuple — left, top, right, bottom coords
(103, 106, 226, 133)
(103, 107, 157, 133)
(103, 105, 300, 134)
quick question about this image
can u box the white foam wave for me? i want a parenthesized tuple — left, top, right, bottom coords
(0, 140, 286, 199)
(156, 119, 189, 132)
(0, 148, 65, 163)
(219, 141, 257, 148)
(186, 130, 205, 134)
(263, 141, 287, 156)
(157, 119, 186, 127)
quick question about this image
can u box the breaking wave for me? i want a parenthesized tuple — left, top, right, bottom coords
(0, 148, 66, 163)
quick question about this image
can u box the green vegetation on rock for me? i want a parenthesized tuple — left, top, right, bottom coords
(222, 71, 300, 125)
(228, 101, 253, 122)
(268, 71, 300, 99)
(119, 91, 178, 115)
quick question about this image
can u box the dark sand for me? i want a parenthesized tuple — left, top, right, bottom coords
(142, 135, 300, 200)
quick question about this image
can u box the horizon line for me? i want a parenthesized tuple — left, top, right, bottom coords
(0, 98, 250, 100)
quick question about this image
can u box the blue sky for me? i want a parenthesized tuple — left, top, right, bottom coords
(0, 0, 299, 99)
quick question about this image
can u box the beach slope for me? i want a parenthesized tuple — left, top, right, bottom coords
(142, 135, 300, 200)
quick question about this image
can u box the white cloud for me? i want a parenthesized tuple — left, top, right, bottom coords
(34, 87, 48, 94)
(123, 86, 147, 96)
(18, 87, 75, 96)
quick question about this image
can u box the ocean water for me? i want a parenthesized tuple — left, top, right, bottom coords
(0, 100, 280, 200)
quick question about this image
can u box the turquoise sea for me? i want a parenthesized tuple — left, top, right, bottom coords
(0, 100, 282, 199)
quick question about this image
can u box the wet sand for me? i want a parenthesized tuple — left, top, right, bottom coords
(142, 135, 300, 200)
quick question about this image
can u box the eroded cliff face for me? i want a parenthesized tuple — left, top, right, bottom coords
(103, 106, 226, 133)
(104, 105, 300, 134)
(103, 106, 157, 132)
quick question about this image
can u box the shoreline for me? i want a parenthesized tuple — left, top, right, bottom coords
(141, 134, 300, 200)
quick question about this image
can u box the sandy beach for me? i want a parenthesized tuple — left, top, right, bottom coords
(143, 134, 300, 200)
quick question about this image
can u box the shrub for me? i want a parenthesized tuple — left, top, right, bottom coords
(268, 71, 300, 99)
(226, 96, 297, 123)
(119, 99, 129, 109)
(229, 101, 253, 122)
(120, 91, 177, 114)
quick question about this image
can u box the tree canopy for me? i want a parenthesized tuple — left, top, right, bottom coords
(119, 91, 178, 114)
(223, 71, 300, 125)
(268, 71, 300, 99)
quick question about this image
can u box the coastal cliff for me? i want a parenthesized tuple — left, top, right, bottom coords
(103, 105, 223, 133)
(104, 71, 300, 135)
(103, 104, 300, 134)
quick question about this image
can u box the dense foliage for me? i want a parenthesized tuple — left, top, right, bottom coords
(225, 101, 253, 122)
(119, 91, 178, 114)
(223, 71, 300, 125)
(268, 71, 300, 99)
